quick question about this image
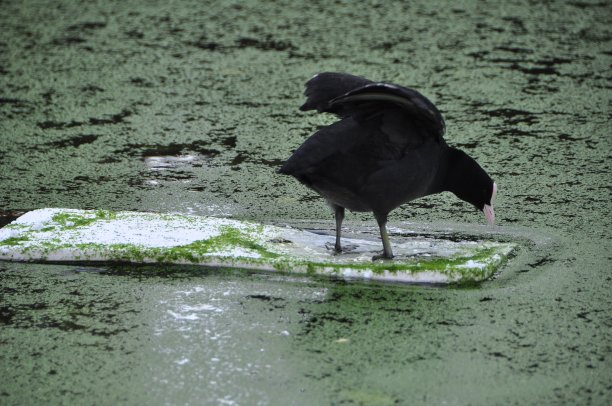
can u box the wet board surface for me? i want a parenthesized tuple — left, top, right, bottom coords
(0, 209, 515, 283)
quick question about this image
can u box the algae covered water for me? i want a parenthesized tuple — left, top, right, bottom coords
(0, 0, 610, 404)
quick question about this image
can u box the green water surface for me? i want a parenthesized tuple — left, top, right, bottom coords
(0, 0, 610, 404)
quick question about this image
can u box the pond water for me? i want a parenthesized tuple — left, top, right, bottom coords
(0, 0, 610, 404)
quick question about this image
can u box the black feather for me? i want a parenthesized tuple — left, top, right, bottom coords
(299, 72, 373, 113)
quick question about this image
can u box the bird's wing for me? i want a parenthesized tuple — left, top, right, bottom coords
(300, 72, 374, 113)
(299, 73, 445, 139)
(329, 83, 446, 139)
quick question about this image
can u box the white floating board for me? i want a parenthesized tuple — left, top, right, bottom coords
(0, 209, 515, 283)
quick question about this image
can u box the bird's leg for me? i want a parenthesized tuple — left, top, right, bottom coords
(334, 205, 345, 253)
(373, 212, 394, 260)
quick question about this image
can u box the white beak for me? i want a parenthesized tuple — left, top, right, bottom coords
(483, 182, 497, 226)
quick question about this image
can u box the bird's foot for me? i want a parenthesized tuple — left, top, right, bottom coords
(325, 242, 339, 252)
(372, 252, 394, 261)
(325, 242, 357, 254)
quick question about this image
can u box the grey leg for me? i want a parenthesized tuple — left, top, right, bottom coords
(373, 212, 394, 260)
(334, 205, 345, 252)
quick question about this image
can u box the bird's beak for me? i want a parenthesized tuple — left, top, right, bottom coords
(483, 204, 495, 226)
(483, 181, 497, 226)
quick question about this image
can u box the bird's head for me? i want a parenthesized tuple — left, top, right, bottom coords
(445, 148, 497, 226)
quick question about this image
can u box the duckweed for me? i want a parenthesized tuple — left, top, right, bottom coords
(51, 210, 117, 229)
(0, 236, 30, 246)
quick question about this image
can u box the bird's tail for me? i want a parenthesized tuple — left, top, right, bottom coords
(299, 72, 373, 113)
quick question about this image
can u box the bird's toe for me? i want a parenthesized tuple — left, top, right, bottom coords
(372, 252, 394, 261)
(325, 242, 358, 254)
(325, 241, 343, 253)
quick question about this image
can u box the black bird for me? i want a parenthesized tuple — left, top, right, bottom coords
(279, 72, 496, 259)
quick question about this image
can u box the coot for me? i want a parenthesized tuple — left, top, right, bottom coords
(279, 72, 496, 259)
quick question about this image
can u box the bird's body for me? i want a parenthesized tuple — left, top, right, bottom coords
(285, 113, 445, 214)
(280, 73, 496, 259)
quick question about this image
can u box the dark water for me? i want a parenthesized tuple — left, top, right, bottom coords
(1, 0, 610, 404)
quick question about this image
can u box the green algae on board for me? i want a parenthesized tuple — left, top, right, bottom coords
(0, 208, 515, 283)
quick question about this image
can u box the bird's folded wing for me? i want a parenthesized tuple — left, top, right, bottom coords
(330, 83, 446, 138)
(299, 73, 445, 140)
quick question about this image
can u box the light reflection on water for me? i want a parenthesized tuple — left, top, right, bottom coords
(143, 277, 330, 405)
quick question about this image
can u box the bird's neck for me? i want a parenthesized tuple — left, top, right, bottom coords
(430, 146, 468, 196)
